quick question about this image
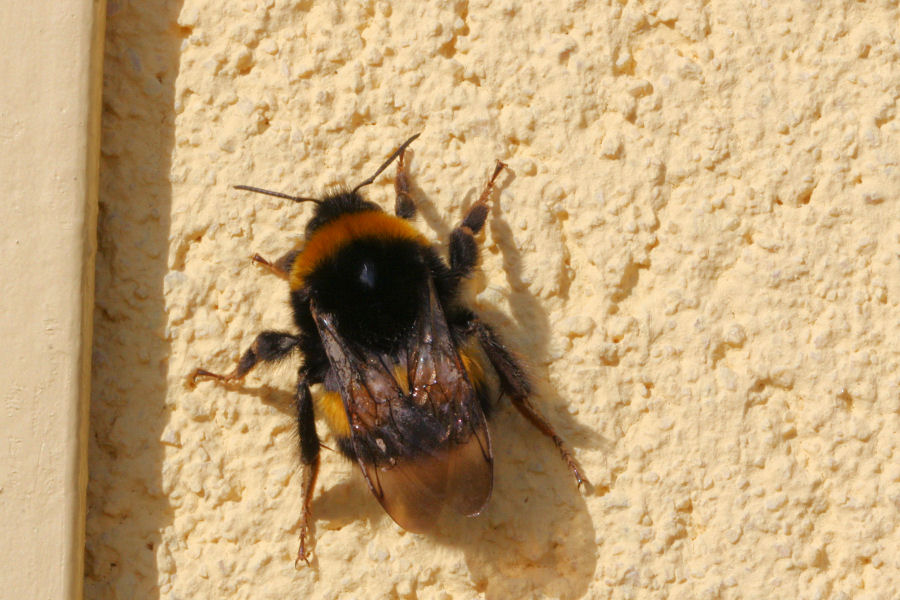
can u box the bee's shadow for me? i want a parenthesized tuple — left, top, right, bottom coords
(434, 454, 597, 599)
(409, 162, 600, 599)
(309, 470, 387, 530)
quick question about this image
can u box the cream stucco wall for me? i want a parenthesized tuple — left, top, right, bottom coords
(0, 1, 104, 599)
(87, 1, 899, 599)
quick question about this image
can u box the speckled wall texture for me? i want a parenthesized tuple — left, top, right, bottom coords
(86, 1, 900, 599)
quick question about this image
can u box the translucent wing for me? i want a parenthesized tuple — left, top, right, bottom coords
(312, 280, 493, 532)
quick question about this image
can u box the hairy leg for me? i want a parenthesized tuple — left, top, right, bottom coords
(295, 372, 321, 567)
(394, 146, 416, 219)
(467, 316, 588, 487)
(188, 331, 300, 385)
(251, 249, 298, 281)
(449, 161, 506, 281)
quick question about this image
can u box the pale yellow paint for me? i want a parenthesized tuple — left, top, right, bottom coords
(0, 1, 104, 599)
(88, 2, 900, 599)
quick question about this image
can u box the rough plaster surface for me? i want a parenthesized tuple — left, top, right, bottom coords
(87, 1, 900, 599)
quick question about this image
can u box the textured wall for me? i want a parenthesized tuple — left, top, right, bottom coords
(87, 1, 900, 599)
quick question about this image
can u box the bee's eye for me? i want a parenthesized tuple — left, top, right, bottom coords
(359, 260, 376, 289)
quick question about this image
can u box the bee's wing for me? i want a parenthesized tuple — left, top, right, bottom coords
(312, 280, 493, 532)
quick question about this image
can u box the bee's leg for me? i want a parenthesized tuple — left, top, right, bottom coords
(188, 331, 300, 385)
(251, 249, 299, 281)
(394, 146, 416, 219)
(449, 160, 507, 280)
(295, 371, 320, 568)
(467, 317, 588, 487)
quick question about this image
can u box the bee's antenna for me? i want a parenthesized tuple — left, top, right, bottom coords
(352, 132, 421, 194)
(233, 185, 321, 205)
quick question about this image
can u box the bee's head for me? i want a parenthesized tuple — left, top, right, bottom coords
(233, 132, 421, 239)
(304, 190, 382, 236)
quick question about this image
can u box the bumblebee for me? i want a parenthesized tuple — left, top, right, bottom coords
(190, 134, 586, 567)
